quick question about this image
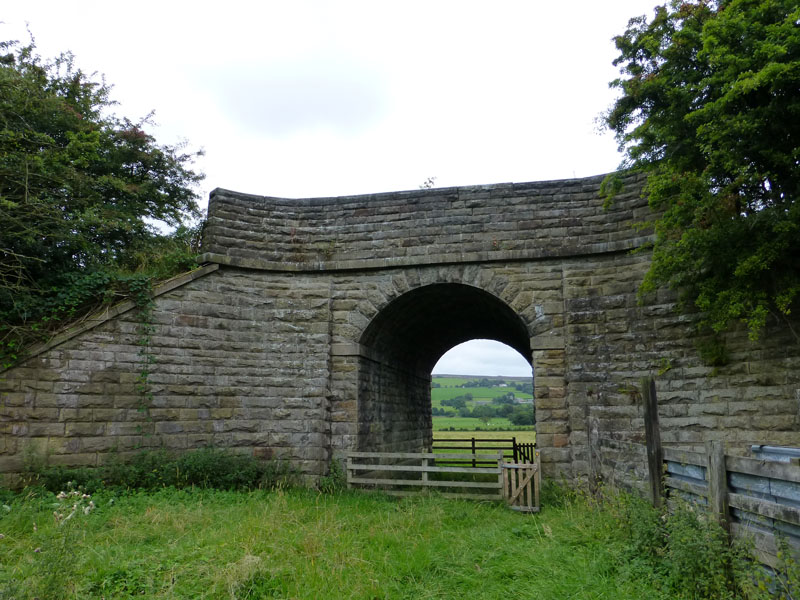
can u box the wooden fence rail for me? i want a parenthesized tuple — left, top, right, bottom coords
(347, 451, 505, 500)
(431, 437, 519, 466)
(346, 450, 540, 511)
(431, 437, 537, 466)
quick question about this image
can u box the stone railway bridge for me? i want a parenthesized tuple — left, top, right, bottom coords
(2, 172, 799, 484)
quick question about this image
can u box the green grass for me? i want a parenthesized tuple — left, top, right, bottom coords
(434, 429, 536, 445)
(0, 487, 671, 599)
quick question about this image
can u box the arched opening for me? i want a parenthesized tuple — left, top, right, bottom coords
(357, 283, 532, 452)
(431, 339, 534, 434)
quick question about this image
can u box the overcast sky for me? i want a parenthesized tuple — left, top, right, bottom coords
(4, 0, 659, 377)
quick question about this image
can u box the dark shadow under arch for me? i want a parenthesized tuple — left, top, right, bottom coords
(360, 283, 532, 374)
(356, 283, 532, 451)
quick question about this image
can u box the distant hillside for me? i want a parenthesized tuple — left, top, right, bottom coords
(430, 374, 535, 429)
(432, 373, 531, 381)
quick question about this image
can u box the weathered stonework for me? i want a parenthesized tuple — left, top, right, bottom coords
(1, 172, 799, 484)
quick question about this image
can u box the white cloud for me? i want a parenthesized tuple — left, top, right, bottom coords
(2, 0, 659, 373)
(433, 340, 532, 378)
(200, 56, 388, 137)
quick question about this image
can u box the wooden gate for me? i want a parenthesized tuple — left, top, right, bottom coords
(502, 454, 540, 513)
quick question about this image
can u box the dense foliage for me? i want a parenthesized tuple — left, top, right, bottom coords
(605, 0, 800, 340)
(0, 38, 204, 365)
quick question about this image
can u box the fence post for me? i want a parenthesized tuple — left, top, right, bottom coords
(512, 436, 518, 463)
(498, 451, 506, 502)
(472, 437, 476, 468)
(534, 450, 540, 510)
(642, 377, 664, 508)
(706, 440, 730, 536)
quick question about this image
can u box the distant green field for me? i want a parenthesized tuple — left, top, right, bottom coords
(430, 376, 534, 430)
(433, 377, 473, 387)
(430, 386, 533, 409)
(432, 386, 532, 400)
(433, 416, 519, 430)
(433, 376, 531, 387)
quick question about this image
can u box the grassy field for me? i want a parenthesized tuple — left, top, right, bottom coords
(0, 486, 673, 599)
(432, 416, 519, 430)
(434, 429, 536, 445)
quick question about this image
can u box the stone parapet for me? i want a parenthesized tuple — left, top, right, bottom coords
(203, 172, 650, 270)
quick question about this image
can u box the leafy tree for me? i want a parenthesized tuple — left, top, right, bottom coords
(604, 0, 800, 342)
(441, 394, 472, 410)
(0, 37, 203, 364)
(509, 406, 534, 426)
(497, 403, 515, 418)
(441, 397, 463, 410)
(514, 382, 533, 395)
(492, 392, 516, 405)
(471, 404, 497, 426)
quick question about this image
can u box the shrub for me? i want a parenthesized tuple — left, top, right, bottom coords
(608, 491, 773, 599)
(30, 447, 295, 493)
(509, 405, 534, 426)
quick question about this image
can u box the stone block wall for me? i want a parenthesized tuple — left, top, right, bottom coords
(0, 265, 335, 483)
(566, 251, 800, 479)
(356, 357, 432, 453)
(2, 171, 799, 486)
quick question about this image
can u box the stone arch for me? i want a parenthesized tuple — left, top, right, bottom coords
(353, 282, 535, 453)
(341, 264, 555, 352)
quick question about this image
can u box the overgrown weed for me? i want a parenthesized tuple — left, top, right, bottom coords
(317, 458, 347, 494)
